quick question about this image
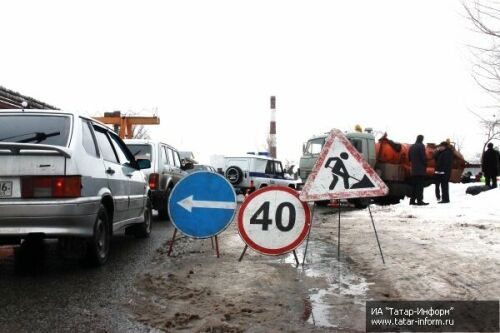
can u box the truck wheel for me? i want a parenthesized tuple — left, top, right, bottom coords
(225, 166, 243, 185)
(135, 198, 152, 238)
(349, 198, 371, 209)
(85, 204, 110, 266)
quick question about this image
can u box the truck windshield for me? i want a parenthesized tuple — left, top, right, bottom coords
(305, 138, 325, 155)
(0, 115, 71, 147)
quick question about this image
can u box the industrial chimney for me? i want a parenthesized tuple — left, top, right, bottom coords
(269, 96, 277, 158)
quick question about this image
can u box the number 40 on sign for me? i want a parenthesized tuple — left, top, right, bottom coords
(237, 186, 311, 256)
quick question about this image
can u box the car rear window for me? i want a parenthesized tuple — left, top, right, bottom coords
(127, 144, 152, 161)
(0, 115, 71, 147)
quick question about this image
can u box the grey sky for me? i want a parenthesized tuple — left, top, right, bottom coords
(0, 0, 491, 163)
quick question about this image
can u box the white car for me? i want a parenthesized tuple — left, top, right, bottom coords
(0, 109, 152, 266)
(224, 154, 301, 194)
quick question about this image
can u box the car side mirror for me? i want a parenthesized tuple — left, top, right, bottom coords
(181, 161, 194, 171)
(137, 159, 151, 170)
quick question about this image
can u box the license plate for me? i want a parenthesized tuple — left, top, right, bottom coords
(0, 181, 12, 197)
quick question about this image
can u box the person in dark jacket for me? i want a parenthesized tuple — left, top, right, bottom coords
(482, 142, 499, 188)
(434, 141, 454, 203)
(408, 134, 429, 205)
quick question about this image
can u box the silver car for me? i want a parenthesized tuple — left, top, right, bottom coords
(125, 139, 190, 219)
(0, 109, 152, 266)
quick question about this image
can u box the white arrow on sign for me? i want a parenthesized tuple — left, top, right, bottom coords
(177, 195, 237, 213)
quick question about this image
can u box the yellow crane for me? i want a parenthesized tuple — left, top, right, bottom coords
(93, 111, 160, 139)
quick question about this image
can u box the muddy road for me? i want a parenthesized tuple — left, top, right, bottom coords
(1, 190, 498, 333)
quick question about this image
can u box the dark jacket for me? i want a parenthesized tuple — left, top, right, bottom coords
(482, 147, 499, 177)
(409, 142, 427, 176)
(436, 147, 453, 177)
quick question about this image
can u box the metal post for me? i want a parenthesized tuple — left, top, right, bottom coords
(302, 203, 315, 266)
(167, 228, 178, 257)
(368, 205, 385, 264)
(337, 199, 341, 260)
(292, 250, 299, 267)
(238, 245, 248, 262)
(214, 235, 220, 258)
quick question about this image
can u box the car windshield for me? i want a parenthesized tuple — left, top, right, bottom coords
(0, 115, 71, 147)
(127, 144, 152, 161)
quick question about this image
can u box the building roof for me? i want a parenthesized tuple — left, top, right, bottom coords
(0, 86, 57, 110)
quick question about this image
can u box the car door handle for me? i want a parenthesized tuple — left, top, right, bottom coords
(106, 167, 115, 175)
(126, 174, 133, 178)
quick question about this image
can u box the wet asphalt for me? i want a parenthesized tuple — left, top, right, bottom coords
(0, 215, 172, 333)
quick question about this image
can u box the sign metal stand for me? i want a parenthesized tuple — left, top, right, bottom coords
(237, 186, 311, 267)
(299, 129, 389, 264)
(166, 171, 237, 259)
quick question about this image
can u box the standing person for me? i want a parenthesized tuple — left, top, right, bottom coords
(435, 141, 454, 203)
(433, 144, 443, 200)
(482, 142, 499, 189)
(408, 134, 429, 205)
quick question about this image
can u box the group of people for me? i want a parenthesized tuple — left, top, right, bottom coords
(408, 135, 453, 205)
(408, 135, 499, 205)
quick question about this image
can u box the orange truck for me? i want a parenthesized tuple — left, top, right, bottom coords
(299, 129, 466, 206)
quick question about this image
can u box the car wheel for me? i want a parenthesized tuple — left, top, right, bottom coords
(225, 166, 243, 185)
(158, 187, 171, 220)
(86, 204, 110, 266)
(135, 198, 152, 238)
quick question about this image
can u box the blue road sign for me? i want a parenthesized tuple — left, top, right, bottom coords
(168, 171, 237, 238)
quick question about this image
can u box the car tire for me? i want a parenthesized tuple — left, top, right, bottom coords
(225, 166, 243, 185)
(135, 198, 152, 238)
(158, 187, 171, 220)
(85, 204, 110, 266)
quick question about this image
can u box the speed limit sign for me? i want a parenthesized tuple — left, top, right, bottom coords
(237, 186, 311, 256)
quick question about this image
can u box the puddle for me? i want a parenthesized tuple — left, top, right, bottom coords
(277, 240, 372, 330)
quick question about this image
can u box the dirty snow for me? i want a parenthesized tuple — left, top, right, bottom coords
(129, 183, 499, 332)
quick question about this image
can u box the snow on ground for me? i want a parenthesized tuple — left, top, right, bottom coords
(333, 182, 500, 302)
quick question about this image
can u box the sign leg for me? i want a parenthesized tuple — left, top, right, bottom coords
(302, 204, 315, 266)
(167, 228, 178, 257)
(238, 245, 248, 262)
(337, 199, 341, 260)
(292, 250, 299, 267)
(214, 235, 220, 258)
(368, 205, 385, 264)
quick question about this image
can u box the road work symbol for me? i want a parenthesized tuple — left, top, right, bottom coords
(299, 129, 388, 201)
(325, 153, 376, 190)
(168, 171, 237, 238)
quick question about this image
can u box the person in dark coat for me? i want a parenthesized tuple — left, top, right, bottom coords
(433, 145, 442, 200)
(408, 134, 429, 205)
(434, 141, 454, 203)
(482, 142, 499, 188)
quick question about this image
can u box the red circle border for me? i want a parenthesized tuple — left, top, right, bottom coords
(237, 186, 311, 256)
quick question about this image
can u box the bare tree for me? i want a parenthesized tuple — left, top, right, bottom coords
(464, 1, 500, 151)
(132, 125, 151, 139)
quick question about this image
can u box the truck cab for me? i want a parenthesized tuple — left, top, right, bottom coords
(299, 130, 376, 184)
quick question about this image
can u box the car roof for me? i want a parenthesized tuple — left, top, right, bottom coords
(224, 154, 281, 162)
(124, 138, 175, 148)
(0, 109, 108, 127)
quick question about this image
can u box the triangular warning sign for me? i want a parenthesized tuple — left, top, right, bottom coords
(299, 129, 389, 201)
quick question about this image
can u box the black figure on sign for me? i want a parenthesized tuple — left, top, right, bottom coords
(325, 152, 350, 190)
(325, 152, 376, 190)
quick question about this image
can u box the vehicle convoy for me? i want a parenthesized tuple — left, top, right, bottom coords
(299, 128, 466, 205)
(125, 139, 192, 219)
(0, 110, 152, 266)
(224, 154, 301, 194)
